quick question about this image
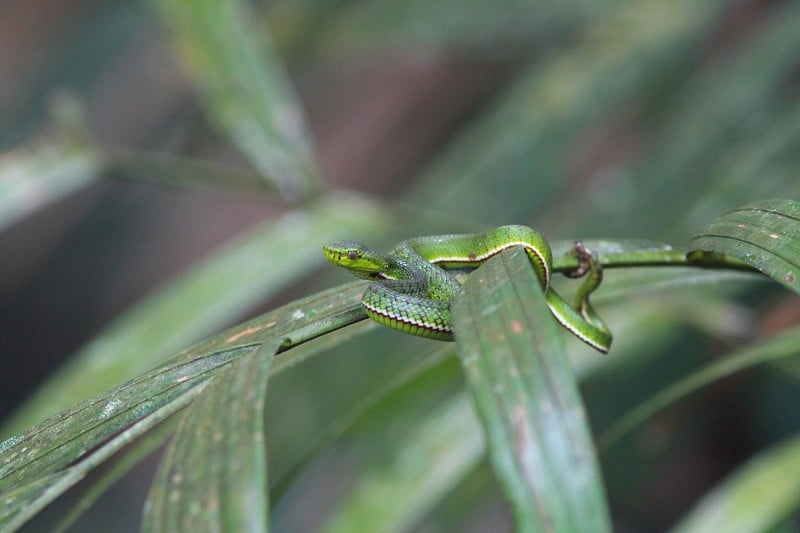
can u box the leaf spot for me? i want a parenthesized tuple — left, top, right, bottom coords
(102, 399, 122, 417)
(786, 272, 796, 284)
(510, 320, 523, 334)
(226, 325, 263, 342)
(769, 233, 779, 239)
(513, 404, 530, 457)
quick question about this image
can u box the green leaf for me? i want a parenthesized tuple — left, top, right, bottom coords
(0, 282, 368, 529)
(142, 340, 278, 533)
(451, 247, 611, 532)
(151, 0, 320, 200)
(0, 139, 101, 232)
(0, 382, 208, 532)
(671, 434, 800, 533)
(599, 325, 800, 449)
(315, 0, 603, 53)
(689, 199, 800, 293)
(107, 150, 273, 197)
(53, 418, 179, 533)
(1, 194, 385, 438)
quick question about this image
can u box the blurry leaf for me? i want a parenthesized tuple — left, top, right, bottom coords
(683, 102, 800, 233)
(0, 140, 101, 232)
(581, 3, 800, 239)
(316, 0, 603, 53)
(671, 434, 800, 533)
(270, 343, 453, 493)
(408, 0, 727, 226)
(594, 267, 763, 304)
(599, 325, 800, 449)
(689, 199, 800, 294)
(107, 150, 274, 198)
(452, 247, 611, 531)
(143, 340, 278, 533)
(1, 193, 386, 438)
(320, 393, 483, 533)
(152, 0, 320, 200)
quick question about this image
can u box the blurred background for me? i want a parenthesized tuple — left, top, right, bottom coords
(2, 0, 800, 531)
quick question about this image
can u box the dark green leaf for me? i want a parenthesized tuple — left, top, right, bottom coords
(0, 282, 368, 528)
(0, 383, 207, 532)
(689, 199, 800, 293)
(53, 418, 179, 533)
(452, 247, 610, 531)
(142, 340, 278, 533)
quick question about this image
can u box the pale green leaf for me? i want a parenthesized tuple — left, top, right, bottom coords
(1, 193, 386, 438)
(672, 434, 800, 533)
(151, 0, 320, 200)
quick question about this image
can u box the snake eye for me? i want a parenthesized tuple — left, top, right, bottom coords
(348, 251, 359, 260)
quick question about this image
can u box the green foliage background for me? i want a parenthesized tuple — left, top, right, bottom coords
(1, 0, 800, 531)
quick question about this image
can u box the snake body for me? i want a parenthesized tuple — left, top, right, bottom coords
(323, 225, 612, 352)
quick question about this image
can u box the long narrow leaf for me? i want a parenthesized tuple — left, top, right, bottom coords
(0, 281, 368, 525)
(151, 0, 320, 200)
(0, 383, 209, 532)
(452, 247, 610, 531)
(599, 325, 800, 449)
(671, 434, 800, 533)
(142, 339, 278, 532)
(1, 194, 385, 438)
(0, 139, 101, 232)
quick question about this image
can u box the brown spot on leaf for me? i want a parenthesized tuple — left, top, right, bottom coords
(510, 320, 523, 334)
(226, 325, 264, 342)
(786, 272, 796, 284)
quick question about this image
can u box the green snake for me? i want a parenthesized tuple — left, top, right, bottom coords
(323, 225, 612, 353)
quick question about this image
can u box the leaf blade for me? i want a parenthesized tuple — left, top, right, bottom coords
(151, 0, 320, 199)
(1, 194, 384, 438)
(142, 339, 278, 533)
(689, 199, 800, 293)
(671, 434, 800, 533)
(452, 247, 610, 531)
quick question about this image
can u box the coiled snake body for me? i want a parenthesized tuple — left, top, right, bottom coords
(324, 225, 612, 353)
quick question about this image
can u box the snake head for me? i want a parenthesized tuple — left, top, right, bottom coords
(323, 241, 390, 280)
